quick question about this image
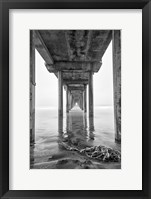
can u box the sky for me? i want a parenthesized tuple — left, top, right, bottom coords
(35, 40, 113, 108)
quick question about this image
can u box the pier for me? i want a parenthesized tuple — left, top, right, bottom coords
(30, 30, 121, 144)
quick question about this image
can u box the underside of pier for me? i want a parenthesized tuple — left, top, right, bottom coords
(30, 30, 121, 143)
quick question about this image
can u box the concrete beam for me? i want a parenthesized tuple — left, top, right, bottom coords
(67, 84, 84, 87)
(64, 80, 88, 85)
(68, 86, 84, 91)
(45, 61, 102, 73)
(85, 31, 92, 59)
(65, 30, 93, 61)
(65, 31, 73, 61)
(70, 90, 83, 94)
(33, 30, 54, 65)
(87, 30, 112, 61)
(112, 30, 121, 142)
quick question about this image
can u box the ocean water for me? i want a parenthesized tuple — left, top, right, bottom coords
(31, 106, 121, 169)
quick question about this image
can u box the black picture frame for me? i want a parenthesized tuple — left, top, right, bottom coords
(0, 0, 151, 198)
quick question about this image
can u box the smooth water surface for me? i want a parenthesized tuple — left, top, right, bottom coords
(30, 106, 121, 169)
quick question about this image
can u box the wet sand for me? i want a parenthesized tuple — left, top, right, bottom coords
(30, 106, 121, 169)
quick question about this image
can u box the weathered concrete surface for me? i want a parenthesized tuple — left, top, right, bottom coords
(35, 30, 112, 113)
(30, 31, 35, 143)
(45, 61, 102, 72)
(89, 72, 94, 118)
(33, 30, 54, 65)
(68, 92, 72, 110)
(66, 86, 69, 113)
(58, 71, 63, 133)
(38, 30, 112, 62)
(112, 30, 121, 142)
(84, 85, 87, 113)
(58, 71, 63, 117)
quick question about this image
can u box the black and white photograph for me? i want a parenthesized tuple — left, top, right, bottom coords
(1, 0, 150, 196)
(30, 30, 121, 169)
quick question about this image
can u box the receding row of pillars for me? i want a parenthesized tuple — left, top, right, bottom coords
(58, 72, 93, 118)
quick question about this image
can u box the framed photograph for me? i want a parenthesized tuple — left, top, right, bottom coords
(0, 0, 150, 198)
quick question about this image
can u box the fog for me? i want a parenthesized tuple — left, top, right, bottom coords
(35, 41, 113, 108)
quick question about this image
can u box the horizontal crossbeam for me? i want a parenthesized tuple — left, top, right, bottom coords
(45, 61, 102, 73)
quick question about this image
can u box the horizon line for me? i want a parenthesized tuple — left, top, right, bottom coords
(36, 105, 113, 109)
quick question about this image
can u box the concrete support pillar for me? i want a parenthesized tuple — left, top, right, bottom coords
(89, 117, 94, 132)
(82, 93, 84, 110)
(83, 113, 87, 131)
(66, 113, 70, 132)
(79, 94, 83, 110)
(70, 94, 72, 110)
(71, 97, 73, 109)
(112, 30, 121, 142)
(79, 96, 82, 110)
(67, 91, 70, 111)
(84, 85, 87, 113)
(68, 92, 71, 110)
(71, 96, 74, 109)
(89, 117, 95, 140)
(66, 86, 69, 113)
(89, 71, 94, 118)
(58, 71, 63, 133)
(30, 31, 36, 144)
